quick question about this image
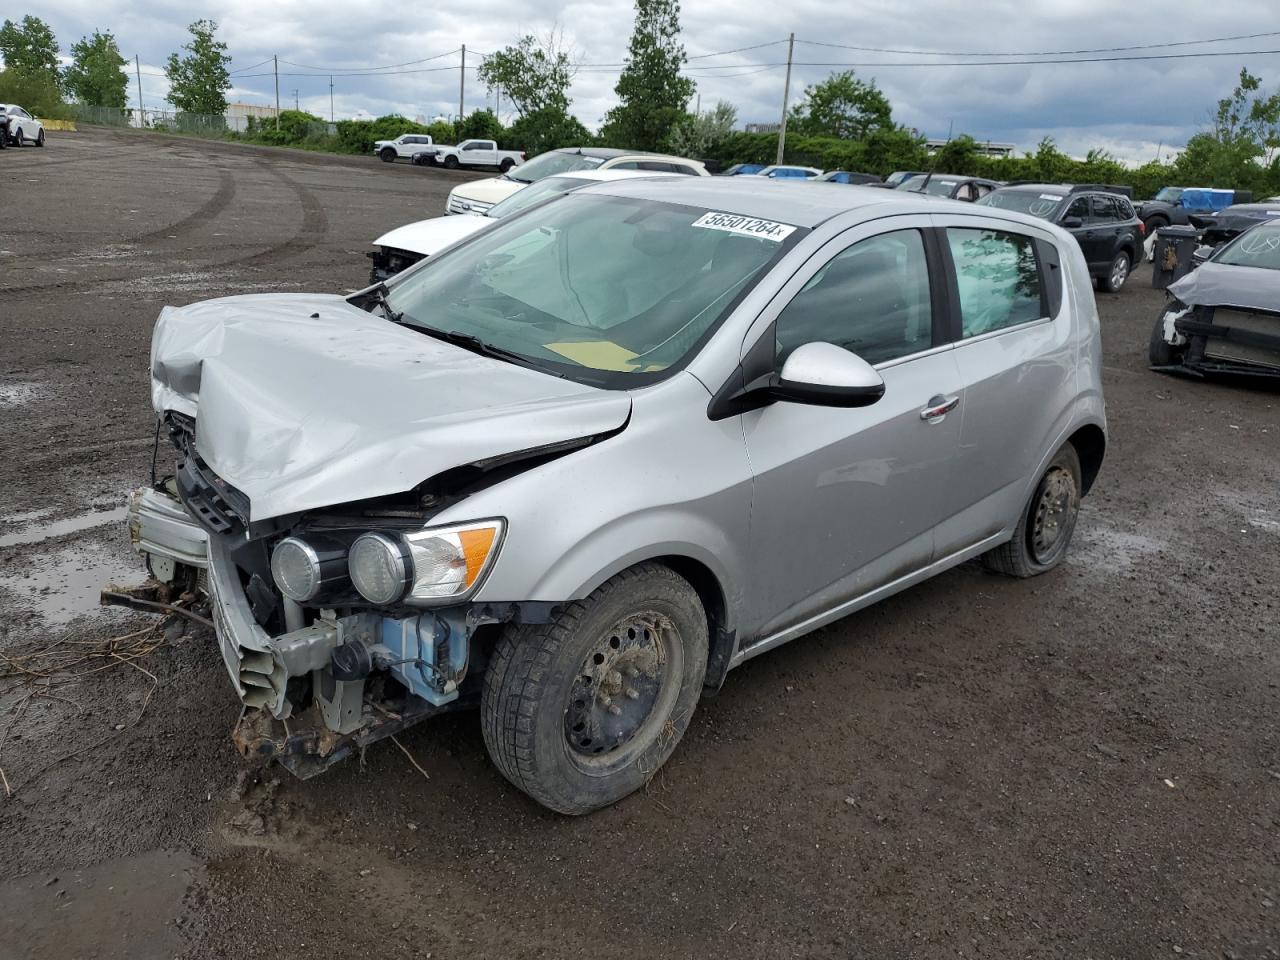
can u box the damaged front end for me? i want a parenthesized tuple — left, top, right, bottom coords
(124, 412, 586, 778)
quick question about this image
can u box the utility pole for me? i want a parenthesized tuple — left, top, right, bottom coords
(274, 55, 280, 130)
(329, 76, 334, 122)
(293, 89, 300, 111)
(776, 32, 795, 165)
(134, 54, 144, 126)
(459, 44, 466, 121)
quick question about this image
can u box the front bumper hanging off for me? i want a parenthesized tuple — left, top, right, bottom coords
(124, 484, 472, 777)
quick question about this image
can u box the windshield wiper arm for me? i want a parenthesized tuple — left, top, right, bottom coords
(358, 282, 404, 323)
(437, 329, 539, 365)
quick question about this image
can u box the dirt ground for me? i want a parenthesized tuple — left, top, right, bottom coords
(1, 126, 1277, 960)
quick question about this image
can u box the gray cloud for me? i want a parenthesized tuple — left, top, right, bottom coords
(32, 0, 1280, 163)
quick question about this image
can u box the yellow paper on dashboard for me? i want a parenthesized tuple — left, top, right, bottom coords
(544, 340, 639, 371)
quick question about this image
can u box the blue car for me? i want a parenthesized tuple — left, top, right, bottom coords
(720, 163, 766, 176)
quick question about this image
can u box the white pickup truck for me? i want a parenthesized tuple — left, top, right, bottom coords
(373, 133, 434, 163)
(412, 138, 525, 172)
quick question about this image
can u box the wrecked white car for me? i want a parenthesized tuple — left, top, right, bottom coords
(1150, 218, 1280, 380)
(126, 178, 1106, 814)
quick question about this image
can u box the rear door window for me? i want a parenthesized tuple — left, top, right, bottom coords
(1089, 197, 1115, 223)
(774, 229, 934, 366)
(946, 228, 1045, 337)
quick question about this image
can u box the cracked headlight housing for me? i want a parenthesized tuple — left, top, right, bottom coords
(348, 520, 505, 606)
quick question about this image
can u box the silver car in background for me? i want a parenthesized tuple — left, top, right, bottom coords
(129, 179, 1106, 814)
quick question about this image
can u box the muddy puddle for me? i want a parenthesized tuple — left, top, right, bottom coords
(0, 848, 203, 960)
(0, 382, 44, 406)
(0, 508, 138, 627)
(0, 506, 127, 549)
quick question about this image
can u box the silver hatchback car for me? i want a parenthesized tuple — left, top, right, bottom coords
(129, 178, 1106, 814)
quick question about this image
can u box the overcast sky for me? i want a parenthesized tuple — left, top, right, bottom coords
(28, 0, 1280, 163)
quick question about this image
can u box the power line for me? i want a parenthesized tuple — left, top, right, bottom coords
(687, 39, 789, 60)
(229, 57, 275, 76)
(794, 28, 1280, 58)
(782, 47, 1280, 67)
(278, 49, 460, 73)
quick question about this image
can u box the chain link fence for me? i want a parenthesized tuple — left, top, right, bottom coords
(70, 104, 335, 140)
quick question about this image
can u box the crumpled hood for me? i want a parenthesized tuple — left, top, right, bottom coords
(373, 214, 490, 257)
(150, 293, 630, 521)
(1168, 261, 1280, 315)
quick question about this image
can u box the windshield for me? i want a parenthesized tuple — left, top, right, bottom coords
(486, 176, 584, 219)
(505, 150, 604, 184)
(900, 176, 959, 196)
(1212, 222, 1280, 270)
(976, 189, 1065, 220)
(384, 194, 799, 386)
(1154, 187, 1184, 203)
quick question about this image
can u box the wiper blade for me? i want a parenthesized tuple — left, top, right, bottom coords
(439, 330, 531, 364)
(370, 283, 404, 323)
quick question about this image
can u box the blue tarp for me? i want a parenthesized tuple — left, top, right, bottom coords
(1180, 189, 1236, 212)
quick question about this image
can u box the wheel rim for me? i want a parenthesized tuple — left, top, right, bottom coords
(1110, 256, 1128, 289)
(563, 612, 681, 772)
(1031, 467, 1077, 562)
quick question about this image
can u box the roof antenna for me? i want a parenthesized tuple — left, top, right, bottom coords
(916, 119, 952, 193)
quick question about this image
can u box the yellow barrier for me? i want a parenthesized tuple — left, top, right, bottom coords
(42, 120, 77, 132)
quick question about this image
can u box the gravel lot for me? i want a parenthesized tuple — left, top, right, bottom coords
(1, 126, 1277, 960)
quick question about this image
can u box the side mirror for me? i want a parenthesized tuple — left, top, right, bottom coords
(1061, 216, 1084, 229)
(773, 342, 885, 407)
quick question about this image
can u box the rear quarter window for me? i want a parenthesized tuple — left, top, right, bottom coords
(946, 228, 1046, 336)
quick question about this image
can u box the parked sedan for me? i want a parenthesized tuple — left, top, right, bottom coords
(819, 171, 883, 185)
(2, 104, 44, 147)
(367, 168, 676, 283)
(126, 178, 1105, 814)
(898, 174, 1000, 201)
(1150, 218, 1280, 381)
(757, 164, 822, 179)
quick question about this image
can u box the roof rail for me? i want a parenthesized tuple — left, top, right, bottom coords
(1067, 183, 1133, 198)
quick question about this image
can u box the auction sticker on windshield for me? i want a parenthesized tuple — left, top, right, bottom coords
(692, 212, 796, 242)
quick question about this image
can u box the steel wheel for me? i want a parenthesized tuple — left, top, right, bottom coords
(1030, 466, 1077, 564)
(563, 612, 682, 773)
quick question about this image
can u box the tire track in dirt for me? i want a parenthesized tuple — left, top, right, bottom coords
(134, 165, 237, 246)
(0, 160, 326, 296)
(225, 162, 329, 269)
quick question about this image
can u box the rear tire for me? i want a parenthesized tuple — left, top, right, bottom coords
(481, 562, 708, 815)
(443, 154, 459, 170)
(499, 157, 514, 172)
(983, 443, 1082, 578)
(379, 147, 396, 162)
(1101, 250, 1130, 293)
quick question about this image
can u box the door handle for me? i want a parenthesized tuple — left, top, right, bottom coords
(920, 395, 960, 421)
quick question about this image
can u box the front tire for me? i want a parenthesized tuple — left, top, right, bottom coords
(1148, 304, 1183, 367)
(35, 129, 44, 147)
(983, 443, 1082, 578)
(12, 128, 22, 147)
(379, 147, 396, 162)
(1101, 251, 1131, 293)
(481, 563, 708, 815)
(443, 154, 459, 170)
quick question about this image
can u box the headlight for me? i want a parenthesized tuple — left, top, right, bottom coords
(403, 519, 504, 603)
(270, 536, 348, 602)
(348, 533, 411, 605)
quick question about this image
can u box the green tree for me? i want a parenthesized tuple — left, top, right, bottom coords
(504, 105, 592, 156)
(599, 0, 694, 150)
(788, 70, 892, 140)
(458, 108, 504, 142)
(164, 19, 231, 116)
(666, 99, 736, 157)
(0, 15, 61, 91)
(0, 68, 69, 118)
(477, 32, 575, 118)
(63, 30, 128, 108)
